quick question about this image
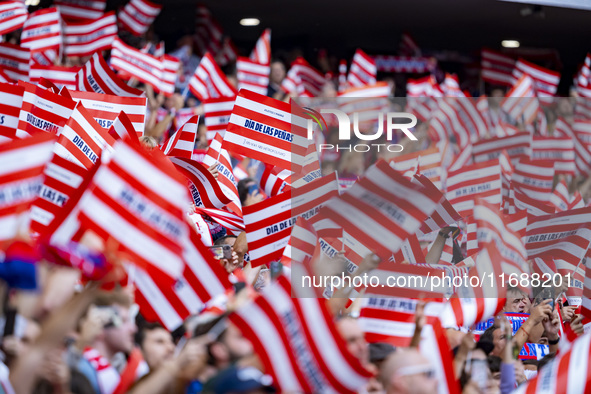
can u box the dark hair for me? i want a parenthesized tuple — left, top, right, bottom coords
(479, 325, 498, 348)
(487, 355, 502, 373)
(135, 314, 167, 347)
(214, 235, 237, 247)
(237, 178, 257, 205)
(538, 353, 556, 372)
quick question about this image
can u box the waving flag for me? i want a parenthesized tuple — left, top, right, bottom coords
(224, 89, 309, 171)
(30, 154, 88, 234)
(193, 5, 223, 56)
(244, 173, 339, 267)
(347, 49, 377, 87)
(512, 158, 554, 203)
(260, 165, 291, 197)
(54, 102, 115, 169)
(187, 52, 237, 101)
(0, 43, 30, 82)
(413, 174, 463, 236)
(502, 74, 539, 125)
(319, 160, 439, 259)
(54, 0, 106, 21)
(481, 48, 515, 86)
(64, 12, 117, 57)
(532, 136, 576, 175)
(20, 7, 62, 54)
(29, 65, 80, 90)
(118, 0, 161, 36)
(281, 217, 317, 267)
(17, 81, 76, 138)
(107, 111, 140, 144)
(282, 57, 325, 97)
(445, 160, 501, 217)
(76, 53, 143, 97)
(559, 119, 591, 176)
(472, 131, 531, 164)
(0, 83, 24, 141)
(0, 133, 56, 242)
(513, 58, 560, 104)
(203, 96, 235, 143)
(549, 178, 571, 212)
(236, 57, 270, 95)
(391, 146, 443, 189)
(230, 276, 372, 393)
(250, 28, 271, 64)
(0, 1, 27, 36)
(159, 55, 181, 96)
(194, 207, 244, 235)
(68, 89, 147, 136)
(161, 115, 199, 159)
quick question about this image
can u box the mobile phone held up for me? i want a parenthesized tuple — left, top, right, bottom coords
(209, 245, 233, 260)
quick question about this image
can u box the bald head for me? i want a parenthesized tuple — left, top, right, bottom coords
(380, 349, 437, 394)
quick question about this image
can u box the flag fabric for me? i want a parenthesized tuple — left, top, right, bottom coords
(159, 55, 181, 96)
(502, 74, 539, 125)
(512, 158, 554, 203)
(63, 12, 117, 58)
(76, 52, 144, 97)
(513, 58, 560, 103)
(0, 43, 30, 82)
(194, 207, 244, 235)
(30, 153, 88, 234)
(193, 5, 223, 57)
(282, 57, 325, 97)
(0, 82, 24, 141)
(0, 1, 28, 36)
(187, 52, 237, 101)
(260, 165, 291, 197)
(29, 65, 80, 90)
(169, 156, 232, 210)
(481, 48, 515, 86)
(318, 160, 439, 259)
(0, 133, 56, 241)
(17, 81, 76, 138)
(229, 276, 372, 393)
(202, 96, 235, 143)
(223, 89, 309, 171)
(54, 102, 115, 170)
(107, 111, 140, 144)
(472, 131, 531, 164)
(54, 0, 106, 21)
(236, 57, 270, 95)
(244, 173, 339, 267)
(249, 28, 271, 64)
(413, 174, 463, 236)
(347, 49, 377, 88)
(118, 0, 162, 36)
(281, 217, 317, 267)
(161, 115, 199, 159)
(531, 136, 576, 175)
(549, 178, 571, 212)
(559, 119, 591, 176)
(445, 160, 502, 217)
(68, 89, 147, 136)
(20, 7, 62, 54)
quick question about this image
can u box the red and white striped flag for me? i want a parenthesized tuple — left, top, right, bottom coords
(161, 115, 199, 159)
(194, 207, 244, 235)
(525, 207, 591, 266)
(229, 276, 372, 393)
(0, 43, 30, 82)
(0, 82, 24, 141)
(0, 133, 56, 241)
(170, 156, 231, 210)
(244, 173, 339, 267)
(574, 119, 591, 149)
(455, 98, 489, 143)
(76, 139, 191, 283)
(30, 153, 88, 234)
(159, 55, 181, 96)
(445, 159, 502, 217)
(107, 111, 140, 144)
(20, 7, 62, 54)
(17, 81, 76, 138)
(472, 131, 531, 164)
(260, 164, 291, 197)
(54, 0, 106, 21)
(319, 160, 439, 259)
(502, 74, 539, 124)
(187, 52, 237, 101)
(202, 96, 235, 143)
(29, 65, 80, 91)
(236, 57, 270, 95)
(282, 57, 325, 97)
(347, 49, 376, 88)
(202, 132, 242, 217)
(223, 89, 308, 171)
(559, 119, 591, 176)
(63, 12, 117, 58)
(413, 174, 463, 236)
(118, 0, 161, 36)
(193, 5, 222, 56)
(481, 48, 515, 86)
(549, 178, 570, 212)
(54, 102, 115, 169)
(68, 89, 147, 136)
(532, 136, 576, 175)
(76, 52, 143, 97)
(281, 217, 318, 267)
(249, 28, 271, 65)
(510, 184, 555, 217)
(512, 158, 554, 203)
(0, 1, 27, 36)
(512, 58, 560, 104)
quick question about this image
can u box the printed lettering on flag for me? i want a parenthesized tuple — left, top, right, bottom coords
(54, 102, 115, 169)
(17, 81, 76, 138)
(0, 82, 24, 141)
(68, 89, 147, 135)
(0, 1, 28, 36)
(445, 160, 501, 217)
(224, 89, 309, 171)
(64, 12, 117, 57)
(0, 133, 56, 241)
(54, 0, 106, 21)
(0, 43, 30, 82)
(20, 7, 62, 54)
(532, 136, 576, 175)
(118, 0, 162, 36)
(76, 52, 144, 97)
(236, 57, 270, 95)
(161, 115, 199, 159)
(472, 131, 531, 164)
